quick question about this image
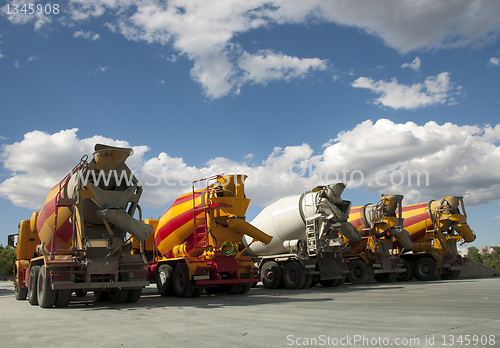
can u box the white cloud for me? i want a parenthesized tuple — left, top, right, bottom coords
(238, 50, 327, 86)
(0, 51, 4, 59)
(13, 55, 38, 68)
(401, 57, 421, 71)
(0, 129, 149, 209)
(488, 57, 500, 66)
(5, 1, 500, 98)
(352, 72, 458, 110)
(2, 121, 500, 210)
(87, 66, 108, 74)
(73, 30, 100, 40)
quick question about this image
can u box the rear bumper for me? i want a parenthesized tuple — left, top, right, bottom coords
(52, 280, 149, 290)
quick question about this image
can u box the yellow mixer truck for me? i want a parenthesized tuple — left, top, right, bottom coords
(397, 196, 476, 281)
(345, 195, 414, 284)
(8, 144, 153, 308)
(135, 174, 272, 297)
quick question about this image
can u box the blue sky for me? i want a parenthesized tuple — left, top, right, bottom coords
(1, 0, 499, 250)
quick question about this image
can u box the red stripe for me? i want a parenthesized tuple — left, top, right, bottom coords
(349, 217, 364, 228)
(166, 192, 203, 211)
(402, 213, 431, 228)
(45, 219, 73, 252)
(155, 207, 203, 246)
(350, 207, 362, 214)
(401, 202, 428, 212)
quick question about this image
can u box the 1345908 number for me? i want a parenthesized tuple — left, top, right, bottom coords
(5, 4, 59, 15)
(442, 335, 496, 346)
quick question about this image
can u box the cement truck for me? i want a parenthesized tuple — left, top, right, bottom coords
(243, 183, 361, 289)
(8, 144, 153, 308)
(345, 195, 414, 284)
(396, 196, 476, 281)
(140, 174, 272, 298)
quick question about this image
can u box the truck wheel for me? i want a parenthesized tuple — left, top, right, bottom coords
(240, 285, 252, 294)
(38, 265, 57, 308)
(283, 261, 307, 289)
(348, 260, 370, 284)
(444, 270, 461, 280)
(375, 272, 396, 283)
(173, 264, 194, 298)
(396, 260, 414, 281)
(94, 290, 110, 302)
(205, 286, 225, 294)
(55, 290, 72, 308)
(414, 257, 438, 281)
(332, 275, 345, 287)
(191, 288, 204, 297)
(157, 264, 175, 297)
(303, 275, 314, 289)
(225, 284, 243, 295)
(74, 290, 87, 297)
(109, 288, 130, 303)
(441, 270, 460, 280)
(260, 261, 283, 289)
(126, 288, 142, 303)
(320, 276, 344, 287)
(319, 279, 336, 287)
(15, 282, 28, 301)
(28, 265, 40, 305)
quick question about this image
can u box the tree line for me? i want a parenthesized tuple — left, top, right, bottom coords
(466, 246, 500, 271)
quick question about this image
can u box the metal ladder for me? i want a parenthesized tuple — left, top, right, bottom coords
(51, 156, 87, 258)
(305, 218, 317, 257)
(191, 174, 225, 249)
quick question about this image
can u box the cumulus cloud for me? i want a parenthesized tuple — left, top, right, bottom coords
(4, 0, 497, 98)
(401, 57, 421, 71)
(352, 72, 458, 110)
(0, 129, 149, 209)
(1, 121, 500, 210)
(73, 30, 100, 40)
(489, 57, 500, 66)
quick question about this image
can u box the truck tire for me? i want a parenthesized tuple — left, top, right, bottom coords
(15, 283, 28, 301)
(28, 265, 40, 305)
(441, 270, 461, 280)
(321, 275, 345, 287)
(205, 286, 225, 294)
(74, 290, 87, 297)
(94, 290, 110, 302)
(414, 257, 438, 281)
(303, 275, 314, 289)
(260, 261, 282, 289)
(191, 288, 204, 297)
(375, 272, 396, 283)
(348, 260, 370, 284)
(396, 260, 414, 281)
(225, 284, 243, 295)
(55, 290, 72, 308)
(157, 264, 175, 297)
(109, 288, 130, 303)
(173, 264, 194, 298)
(126, 288, 142, 303)
(37, 265, 57, 308)
(240, 285, 252, 294)
(282, 261, 307, 289)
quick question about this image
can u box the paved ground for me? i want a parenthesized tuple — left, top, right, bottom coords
(0, 278, 499, 348)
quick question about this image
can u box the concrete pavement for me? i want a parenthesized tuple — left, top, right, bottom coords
(0, 278, 498, 348)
